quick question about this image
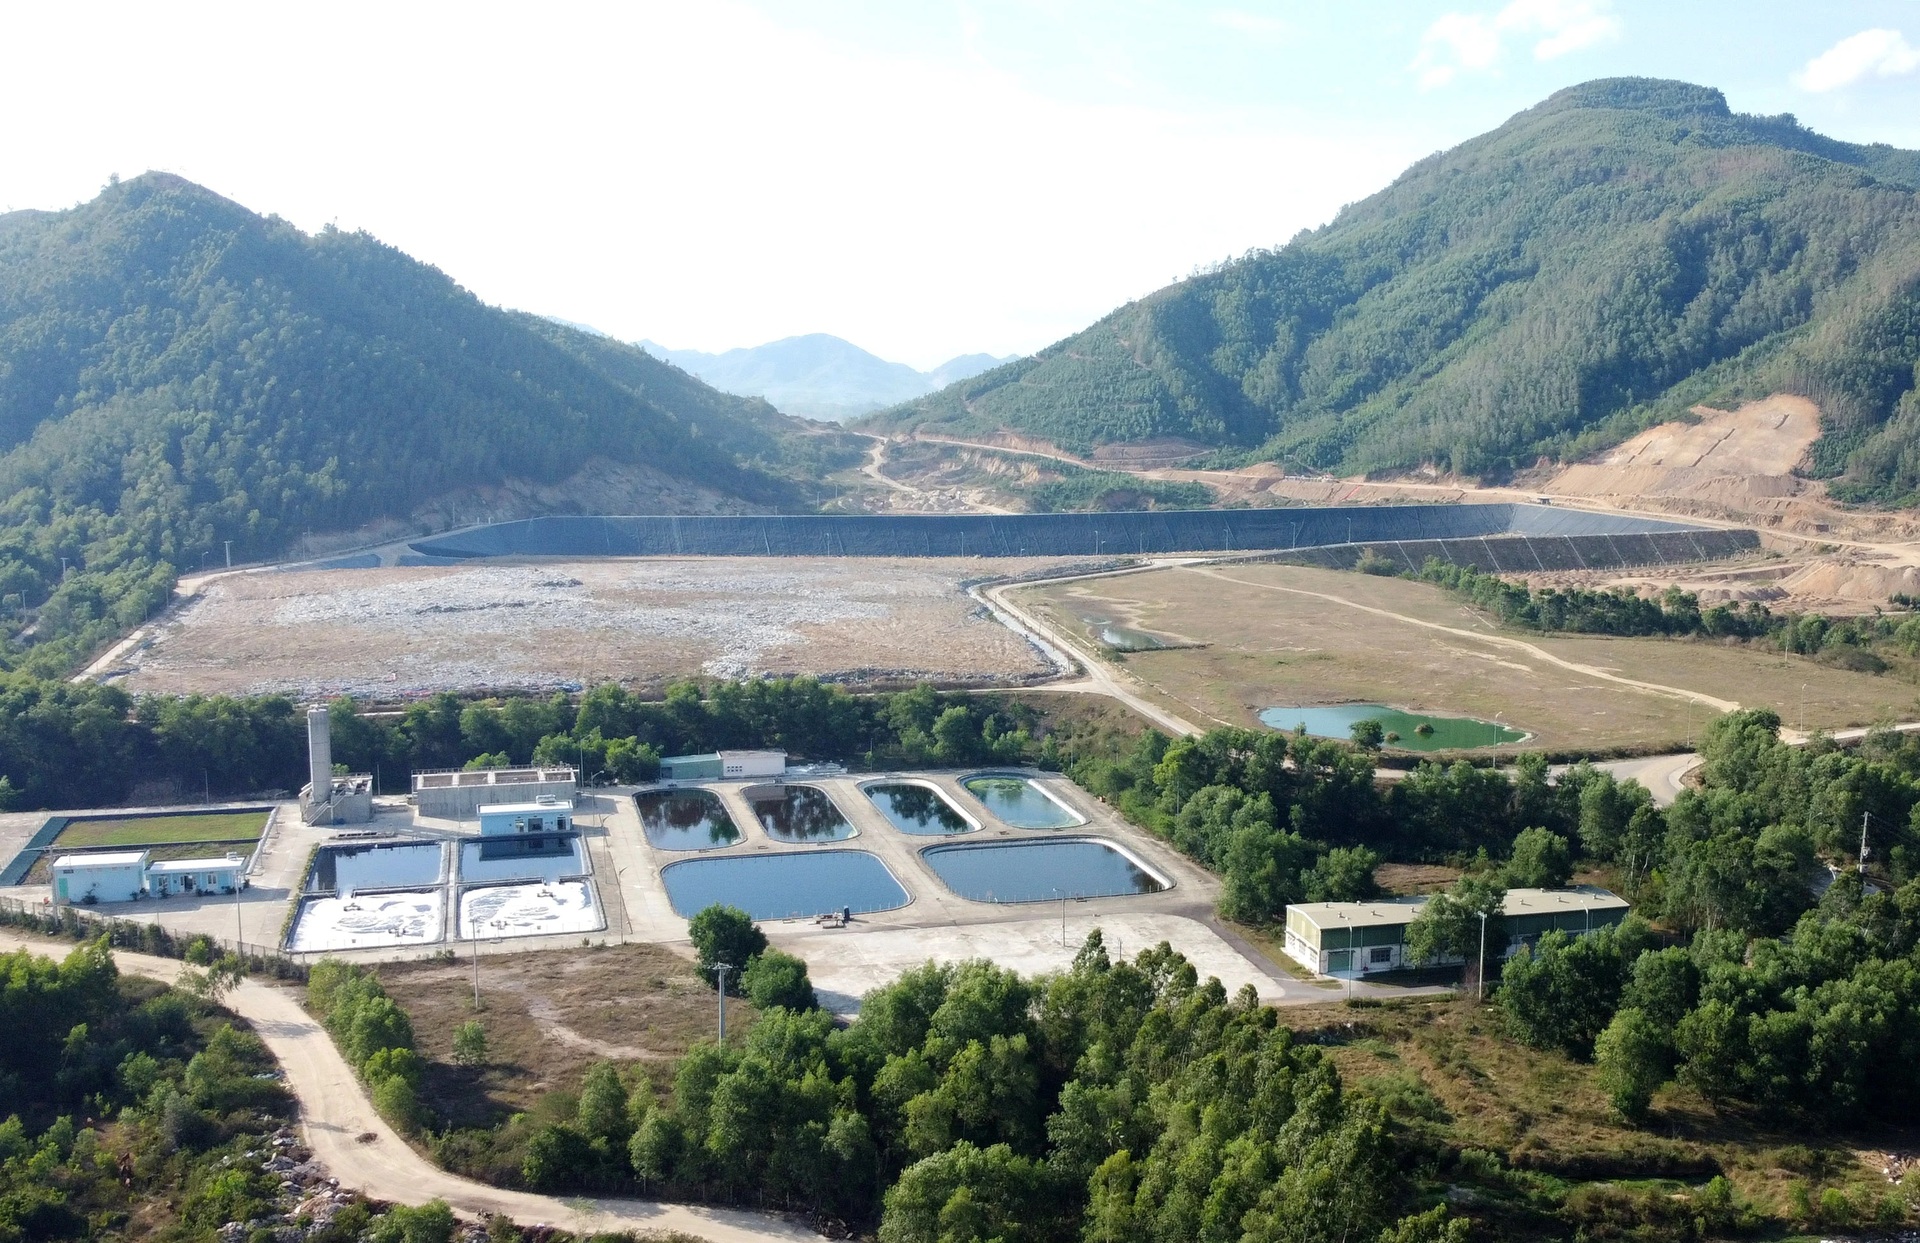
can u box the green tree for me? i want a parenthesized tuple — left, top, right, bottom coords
(1302, 845, 1382, 902)
(371, 1199, 456, 1243)
(688, 906, 769, 988)
(452, 1020, 488, 1067)
(742, 949, 816, 1011)
(1349, 719, 1386, 751)
(1404, 875, 1506, 970)
(1505, 827, 1573, 888)
(1594, 1007, 1669, 1122)
(577, 1061, 632, 1147)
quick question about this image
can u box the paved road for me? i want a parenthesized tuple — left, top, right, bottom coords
(0, 932, 822, 1243)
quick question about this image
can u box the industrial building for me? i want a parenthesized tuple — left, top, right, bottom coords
(413, 765, 577, 818)
(51, 850, 249, 905)
(1283, 885, 1629, 978)
(478, 798, 574, 836)
(658, 750, 787, 781)
(301, 706, 374, 825)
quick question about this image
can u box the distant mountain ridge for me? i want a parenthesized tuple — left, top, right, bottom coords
(862, 77, 1920, 502)
(640, 334, 1016, 422)
(0, 173, 860, 670)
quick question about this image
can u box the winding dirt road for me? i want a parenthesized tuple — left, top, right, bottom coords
(0, 932, 821, 1243)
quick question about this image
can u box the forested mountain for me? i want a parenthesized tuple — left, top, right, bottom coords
(865, 78, 1920, 499)
(0, 174, 861, 671)
(643, 334, 1015, 421)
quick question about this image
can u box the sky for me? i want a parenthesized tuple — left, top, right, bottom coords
(3, 2, 1919, 370)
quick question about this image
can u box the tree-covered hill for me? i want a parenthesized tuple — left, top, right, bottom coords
(864, 78, 1920, 499)
(0, 173, 862, 671)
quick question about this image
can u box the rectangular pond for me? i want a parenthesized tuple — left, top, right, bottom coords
(923, 838, 1168, 903)
(961, 774, 1085, 829)
(661, 850, 908, 920)
(307, 841, 444, 893)
(460, 880, 601, 939)
(287, 890, 443, 951)
(862, 782, 978, 835)
(749, 784, 856, 843)
(458, 833, 587, 883)
(636, 789, 743, 851)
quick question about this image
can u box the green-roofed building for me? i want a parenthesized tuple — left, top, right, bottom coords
(1284, 885, 1629, 978)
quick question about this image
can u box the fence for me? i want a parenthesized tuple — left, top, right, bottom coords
(0, 894, 308, 981)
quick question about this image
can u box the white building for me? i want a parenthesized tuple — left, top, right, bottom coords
(1283, 886, 1630, 978)
(413, 766, 577, 818)
(51, 851, 150, 905)
(478, 798, 574, 836)
(146, 854, 247, 897)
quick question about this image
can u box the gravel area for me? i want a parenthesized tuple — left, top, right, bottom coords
(117, 557, 1068, 698)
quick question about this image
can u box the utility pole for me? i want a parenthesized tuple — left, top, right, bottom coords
(712, 963, 735, 1044)
(1476, 910, 1488, 1002)
(1056, 889, 1066, 947)
(223, 540, 232, 568)
(235, 868, 244, 949)
(471, 934, 482, 1008)
(1861, 810, 1872, 872)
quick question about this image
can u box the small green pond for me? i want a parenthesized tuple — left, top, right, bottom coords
(1258, 704, 1526, 750)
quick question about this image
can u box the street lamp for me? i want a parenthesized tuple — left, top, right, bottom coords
(1055, 888, 1066, 947)
(711, 963, 736, 1044)
(1476, 910, 1488, 1002)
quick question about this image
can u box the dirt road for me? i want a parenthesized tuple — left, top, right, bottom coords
(0, 932, 821, 1243)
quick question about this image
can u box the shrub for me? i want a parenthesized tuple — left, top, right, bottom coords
(742, 949, 817, 1011)
(688, 906, 768, 988)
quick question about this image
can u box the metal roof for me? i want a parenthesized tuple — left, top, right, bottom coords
(147, 855, 245, 874)
(52, 851, 149, 869)
(478, 801, 575, 816)
(1288, 885, 1627, 930)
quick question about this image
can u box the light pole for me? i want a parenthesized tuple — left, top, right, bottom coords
(223, 539, 232, 568)
(234, 868, 244, 949)
(1860, 810, 1872, 872)
(1476, 910, 1488, 1002)
(712, 963, 735, 1044)
(1056, 888, 1066, 947)
(471, 934, 482, 1008)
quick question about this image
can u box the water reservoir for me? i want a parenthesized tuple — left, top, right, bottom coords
(1258, 704, 1526, 750)
(749, 784, 855, 843)
(637, 789, 743, 851)
(661, 850, 909, 920)
(459, 833, 587, 883)
(306, 841, 444, 893)
(961, 774, 1085, 829)
(923, 839, 1168, 903)
(863, 782, 978, 835)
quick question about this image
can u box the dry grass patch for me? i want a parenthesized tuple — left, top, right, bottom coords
(376, 941, 756, 1129)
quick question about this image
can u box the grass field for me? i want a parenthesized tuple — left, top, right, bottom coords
(25, 840, 247, 885)
(53, 810, 269, 848)
(1290, 995, 1910, 1237)
(1017, 564, 1919, 754)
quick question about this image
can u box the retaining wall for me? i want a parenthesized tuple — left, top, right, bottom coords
(1270, 528, 1761, 574)
(403, 503, 1711, 562)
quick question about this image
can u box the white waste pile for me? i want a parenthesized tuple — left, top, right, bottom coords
(287, 891, 443, 951)
(459, 879, 601, 940)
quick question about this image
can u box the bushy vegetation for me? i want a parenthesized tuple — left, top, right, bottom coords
(515, 939, 1464, 1242)
(864, 78, 1920, 498)
(0, 173, 862, 674)
(0, 938, 295, 1241)
(307, 960, 427, 1134)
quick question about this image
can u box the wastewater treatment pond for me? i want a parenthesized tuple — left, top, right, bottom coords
(661, 850, 908, 920)
(1258, 704, 1526, 750)
(924, 839, 1167, 903)
(863, 782, 977, 835)
(750, 784, 855, 843)
(637, 789, 742, 850)
(459, 834, 587, 883)
(306, 841, 444, 893)
(962, 774, 1084, 829)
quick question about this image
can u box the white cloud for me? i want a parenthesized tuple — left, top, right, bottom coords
(1412, 0, 1621, 89)
(1795, 28, 1920, 93)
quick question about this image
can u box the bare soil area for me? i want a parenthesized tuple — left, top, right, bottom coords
(119, 557, 1074, 698)
(377, 942, 752, 1123)
(1018, 564, 1919, 753)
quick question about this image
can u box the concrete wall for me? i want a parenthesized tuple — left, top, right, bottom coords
(401, 504, 1713, 562)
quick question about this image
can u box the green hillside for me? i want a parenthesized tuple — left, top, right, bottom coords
(0, 174, 861, 672)
(865, 79, 1920, 499)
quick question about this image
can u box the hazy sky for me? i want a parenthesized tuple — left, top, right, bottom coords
(4, 2, 1919, 369)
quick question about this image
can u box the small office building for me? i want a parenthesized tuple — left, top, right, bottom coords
(478, 798, 574, 836)
(1284, 885, 1630, 978)
(51, 851, 150, 905)
(146, 854, 247, 897)
(658, 750, 786, 781)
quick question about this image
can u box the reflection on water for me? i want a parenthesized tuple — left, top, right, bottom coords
(662, 851, 909, 920)
(308, 842, 443, 893)
(459, 833, 586, 883)
(1058, 599, 1169, 651)
(962, 774, 1083, 829)
(636, 790, 742, 851)
(924, 839, 1166, 903)
(751, 785, 855, 843)
(864, 783, 975, 835)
